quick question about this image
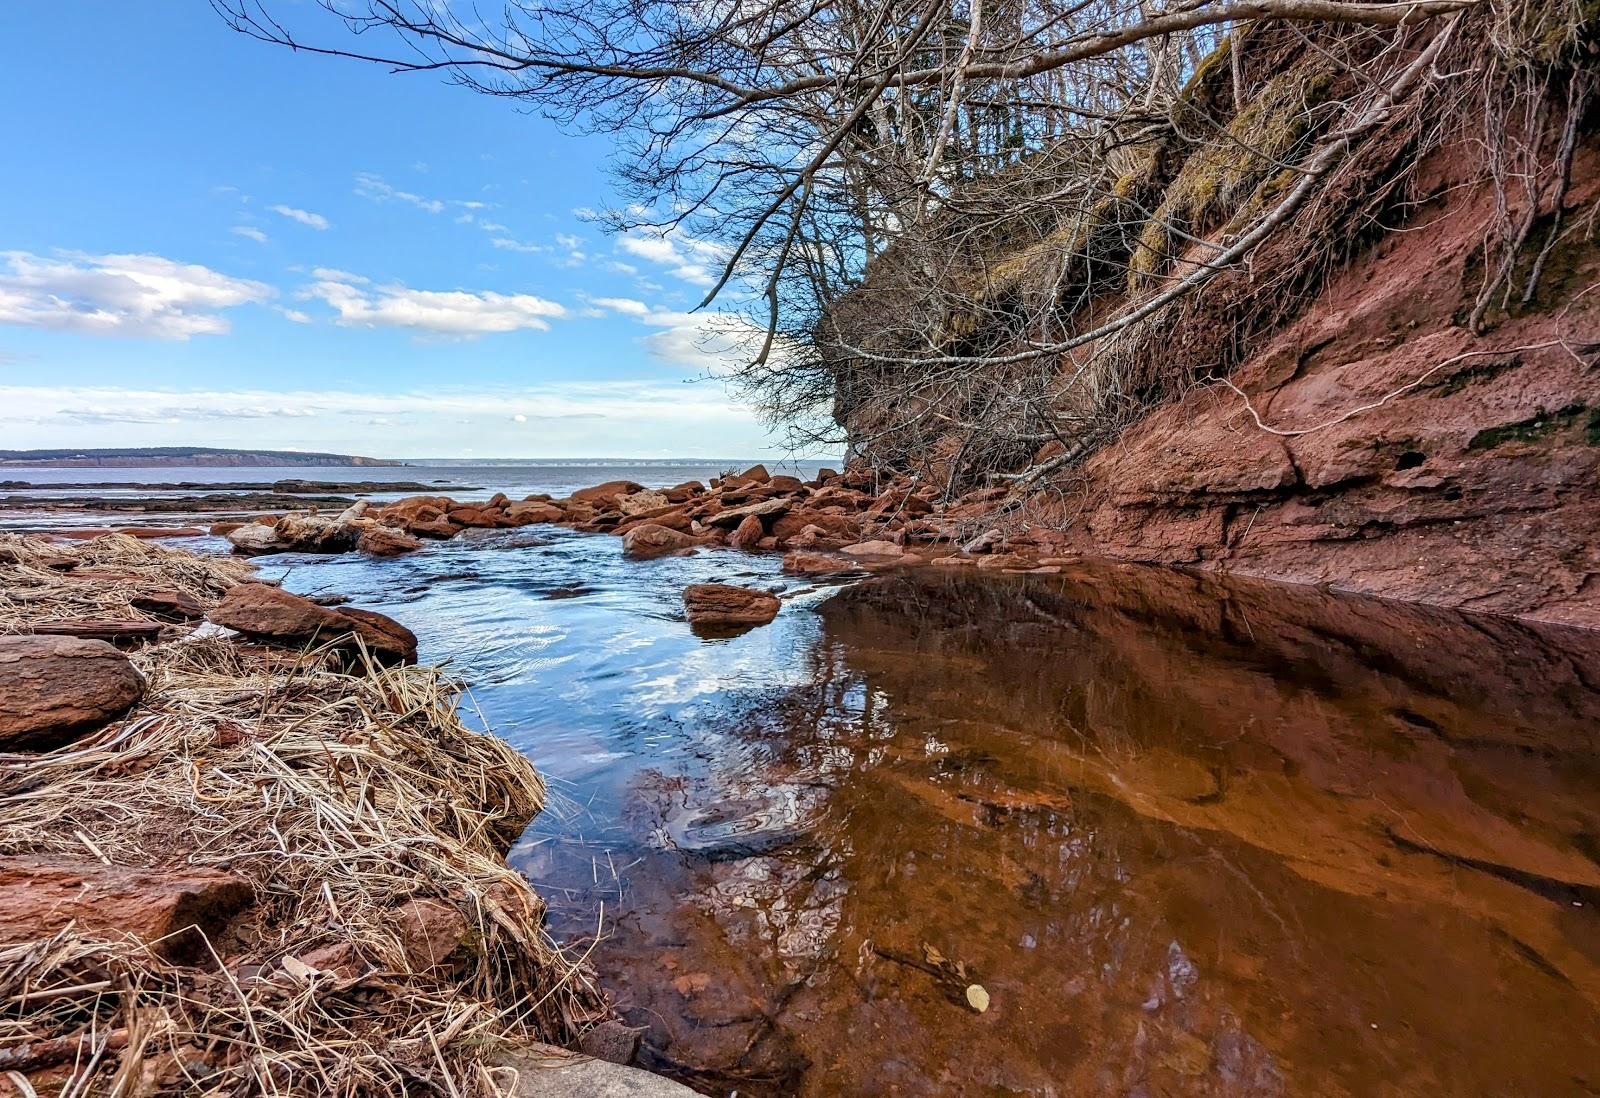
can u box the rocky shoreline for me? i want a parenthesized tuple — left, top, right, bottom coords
(214, 463, 1081, 578)
(0, 533, 693, 1097)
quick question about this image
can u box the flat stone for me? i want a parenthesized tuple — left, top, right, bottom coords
(0, 635, 145, 751)
(0, 856, 252, 960)
(493, 1045, 697, 1097)
(707, 498, 791, 528)
(682, 583, 780, 629)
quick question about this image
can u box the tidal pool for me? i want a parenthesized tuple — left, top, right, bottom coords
(280, 532, 1600, 1096)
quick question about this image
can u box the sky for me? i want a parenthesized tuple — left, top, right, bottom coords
(0, 4, 814, 460)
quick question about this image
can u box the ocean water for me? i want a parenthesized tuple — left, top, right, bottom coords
(3, 460, 834, 502)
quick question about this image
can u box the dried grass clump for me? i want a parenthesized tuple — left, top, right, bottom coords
(0, 535, 607, 1096)
(0, 533, 253, 635)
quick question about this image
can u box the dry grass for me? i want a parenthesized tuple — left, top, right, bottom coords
(0, 534, 607, 1096)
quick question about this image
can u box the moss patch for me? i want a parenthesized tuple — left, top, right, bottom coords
(1466, 403, 1589, 450)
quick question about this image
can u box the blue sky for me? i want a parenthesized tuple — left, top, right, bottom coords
(0, 4, 807, 459)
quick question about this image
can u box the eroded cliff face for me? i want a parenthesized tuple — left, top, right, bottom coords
(1034, 142, 1600, 627)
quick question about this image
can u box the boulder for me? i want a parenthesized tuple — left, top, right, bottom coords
(728, 514, 766, 552)
(616, 489, 671, 516)
(767, 475, 805, 493)
(708, 497, 791, 528)
(682, 584, 780, 629)
(0, 636, 146, 751)
(357, 526, 423, 557)
(0, 857, 253, 960)
(505, 501, 566, 525)
(736, 464, 771, 484)
(621, 524, 701, 558)
(209, 583, 417, 665)
(782, 552, 860, 575)
(570, 480, 645, 509)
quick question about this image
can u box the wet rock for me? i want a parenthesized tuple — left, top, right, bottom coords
(729, 514, 766, 552)
(447, 505, 512, 529)
(357, 526, 423, 557)
(683, 583, 780, 629)
(130, 589, 206, 621)
(782, 551, 860, 575)
(622, 524, 701, 558)
(0, 635, 146, 750)
(663, 480, 705, 503)
(0, 856, 252, 959)
(208, 583, 417, 665)
(409, 518, 461, 540)
(580, 1021, 647, 1066)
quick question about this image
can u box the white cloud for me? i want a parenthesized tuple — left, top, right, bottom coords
(301, 270, 566, 335)
(270, 205, 331, 230)
(231, 226, 269, 244)
(0, 250, 273, 340)
(491, 237, 546, 254)
(617, 228, 727, 288)
(354, 172, 444, 214)
(589, 296, 651, 316)
(279, 307, 312, 324)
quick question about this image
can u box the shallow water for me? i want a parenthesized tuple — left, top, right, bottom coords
(272, 533, 1600, 1097)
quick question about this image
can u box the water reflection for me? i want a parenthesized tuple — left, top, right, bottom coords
(278, 536, 1600, 1096)
(531, 561, 1600, 1096)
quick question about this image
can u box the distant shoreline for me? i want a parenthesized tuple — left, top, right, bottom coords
(0, 447, 406, 469)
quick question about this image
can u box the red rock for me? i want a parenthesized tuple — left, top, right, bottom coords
(392, 897, 466, 971)
(570, 480, 645, 509)
(617, 489, 671, 516)
(621, 524, 701, 557)
(130, 589, 206, 621)
(504, 500, 565, 525)
(0, 636, 146, 750)
(447, 506, 512, 529)
(682, 583, 780, 629)
(209, 583, 416, 665)
(767, 475, 805, 492)
(663, 480, 706, 502)
(357, 526, 423, 557)
(782, 552, 860, 575)
(737, 464, 771, 483)
(486, 492, 510, 509)
(0, 857, 252, 959)
(708, 497, 791, 528)
(615, 506, 693, 535)
(410, 518, 460, 540)
(209, 521, 245, 536)
(729, 513, 766, 552)
(840, 539, 905, 559)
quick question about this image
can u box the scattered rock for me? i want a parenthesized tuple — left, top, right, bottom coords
(616, 489, 671, 516)
(682, 583, 780, 630)
(208, 583, 417, 665)
(570, 480, 645, 509)
(708, 497, 791, 528)
(621, 524, 701, 558)
(357, 525, 423, 557)
(0, 635, 146, 750)
(129, 589, 206, 624)
(0, 856, 252, 960)
(840, 539, 906, 560)
(505, 500, 566, 525)
(782, 552, 860, 575)
(729, 513, 766, 552)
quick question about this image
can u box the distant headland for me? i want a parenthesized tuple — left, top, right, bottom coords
(0, 447, 406, 468)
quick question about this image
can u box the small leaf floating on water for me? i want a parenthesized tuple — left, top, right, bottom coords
(965, 984, 990, 1013)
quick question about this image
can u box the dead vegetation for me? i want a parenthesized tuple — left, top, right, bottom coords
(0, 535, 607, 1096)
